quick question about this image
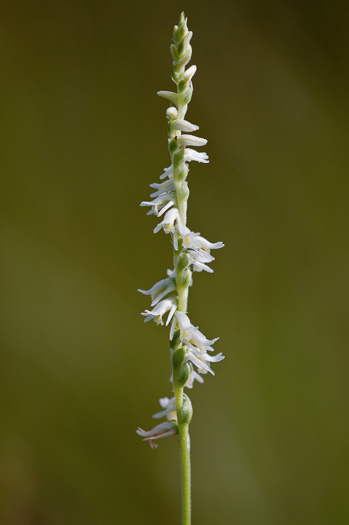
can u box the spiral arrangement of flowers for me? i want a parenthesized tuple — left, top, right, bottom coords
(136, 13, 224, 525)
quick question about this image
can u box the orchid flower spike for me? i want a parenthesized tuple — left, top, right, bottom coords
(136, 12, 224, 524)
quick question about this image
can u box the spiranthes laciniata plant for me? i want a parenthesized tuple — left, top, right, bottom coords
(136, 12, 224, 525)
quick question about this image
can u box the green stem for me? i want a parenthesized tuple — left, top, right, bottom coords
(172, 193, 191, 524)
(170, 17, 193, 523)
(173, 190, 192, 524)
(174, 384, 191, 525)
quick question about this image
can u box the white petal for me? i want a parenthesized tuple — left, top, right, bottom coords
(157, 200, 175, 217)
(138, 278, 170, 297)
(175, 311, 192, 332)
(166, 304, 177, 326)
(151, 281, 176, 306)
(169, 315, 177, 340)
(188, 353, 214, 375)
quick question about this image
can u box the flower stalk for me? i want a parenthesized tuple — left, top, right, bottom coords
(137, 13, 224, 525)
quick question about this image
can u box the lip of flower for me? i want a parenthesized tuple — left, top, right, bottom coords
(136, 421, 178, 449)
(141, 297, 177, 326)
(195, 236, 224, 251)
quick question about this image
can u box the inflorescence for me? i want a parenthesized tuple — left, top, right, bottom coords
(137, 12, 224, 449)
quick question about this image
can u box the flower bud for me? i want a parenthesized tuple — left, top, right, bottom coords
(172, 13, 187, 44)
(166, 107, 178, 120)
(174, 50, 192, 71)
(170, 44, 178, 62)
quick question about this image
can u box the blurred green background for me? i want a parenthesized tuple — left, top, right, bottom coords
(1, 1, 348, 523)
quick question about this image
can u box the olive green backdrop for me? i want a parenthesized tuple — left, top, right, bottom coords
(1, 1, 348, 524)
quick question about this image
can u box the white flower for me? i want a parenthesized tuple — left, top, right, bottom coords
(176, 312, 218, 351)
(140, 191, 177, 217)
(188, 250, 215, 273)
(172, 119, 199, 132)
(173, 312, 224, 376)
(138, 277, 176, 306)
(181, 226, 224, 253)
(141, 297, 177, 325)
(152, 397, 177, 420)
(178, 135, 207, 147)
(184, 148, 209, 163)
(153, 207, 181, 234)
(136, 421, 177, 449)
(176, 226, 224, 273)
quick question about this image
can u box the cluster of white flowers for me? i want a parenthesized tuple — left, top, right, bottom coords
(137, 13, 224, 448)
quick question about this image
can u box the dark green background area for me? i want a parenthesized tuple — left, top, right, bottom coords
(1, 1, 348, 523)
